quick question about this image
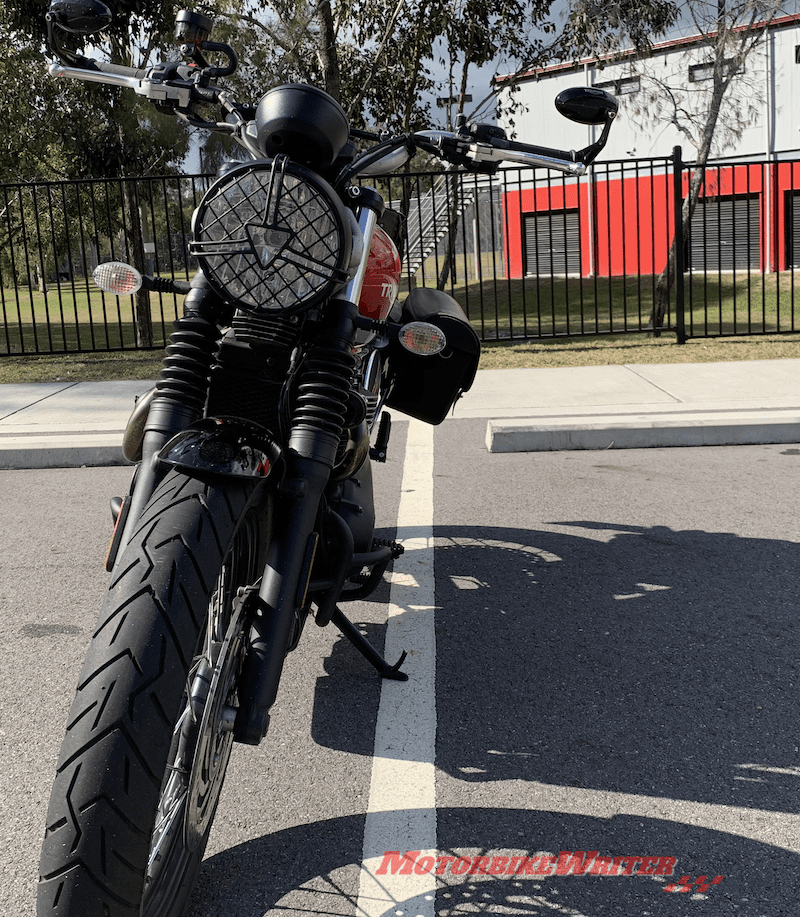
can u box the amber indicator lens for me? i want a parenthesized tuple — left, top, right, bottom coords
(398, 321, 447, 356)
(93, 261, 142, 295)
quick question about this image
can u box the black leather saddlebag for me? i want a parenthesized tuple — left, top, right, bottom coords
(386, 287, 480, 425)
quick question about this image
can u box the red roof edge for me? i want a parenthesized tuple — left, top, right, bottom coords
(495, 12, 800, 85)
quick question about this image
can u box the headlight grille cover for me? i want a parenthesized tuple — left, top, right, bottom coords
(190, 157, 351, 313)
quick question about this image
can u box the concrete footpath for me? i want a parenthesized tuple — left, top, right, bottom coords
(1, 358, 799, 469)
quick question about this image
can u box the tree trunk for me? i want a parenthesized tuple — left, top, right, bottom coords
(122, 179, 153, 348)
(316, 0, 342, 103)
(650, 72, 729, 334)
(651, 165, 706, 333)
(437, 172, 461, 291)
(393, 20, 430, 291)
(437, 69, 472, 291)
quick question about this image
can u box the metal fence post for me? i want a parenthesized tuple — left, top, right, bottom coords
(7, 158, 800, 355)
(673, 145, 687, 344)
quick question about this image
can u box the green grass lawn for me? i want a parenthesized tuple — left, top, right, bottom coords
(432, 270, 800, 341)
(478, 331, 800, 369)
(0, 282, 184, 354)
(5, 271, 800, 354)
(3, 271, 800, 382)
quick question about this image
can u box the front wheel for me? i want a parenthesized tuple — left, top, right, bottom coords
(38, 470, 271, 917)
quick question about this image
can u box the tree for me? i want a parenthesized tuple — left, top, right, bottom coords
(432, 0, 558, 287)
(562, 0, 791, 333)
(3, 0, 191, 179)
(3, 0, 193, 345)
(328, 0, 557, 288)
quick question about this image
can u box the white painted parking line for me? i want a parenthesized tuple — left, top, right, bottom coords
(357, 419, 437, 917)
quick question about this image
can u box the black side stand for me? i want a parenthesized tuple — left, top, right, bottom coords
(330, 606, 409, 681)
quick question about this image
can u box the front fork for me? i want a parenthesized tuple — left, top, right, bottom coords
(109, 273, 225, 570)
(114, 194, 400, 746)
(236, 192, 395, 745)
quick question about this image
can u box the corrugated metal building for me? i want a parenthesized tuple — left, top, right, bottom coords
(496, 14, 800, 278)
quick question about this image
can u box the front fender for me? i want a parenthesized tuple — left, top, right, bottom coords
(159, 417, 282, 480)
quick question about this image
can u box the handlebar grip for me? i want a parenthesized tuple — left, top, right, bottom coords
(80, 57, 150, 81)
(492, 136, 577, 164)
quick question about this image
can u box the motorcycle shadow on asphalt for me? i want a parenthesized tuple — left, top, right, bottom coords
(191, 807, 796, 916)
(193, 521, 799, 915)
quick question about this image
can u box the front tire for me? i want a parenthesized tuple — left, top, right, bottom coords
(38, 470, 270, 917)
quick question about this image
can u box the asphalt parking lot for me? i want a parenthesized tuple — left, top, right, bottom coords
(2, 420, 798, 915)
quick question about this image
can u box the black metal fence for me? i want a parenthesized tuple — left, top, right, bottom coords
(3, 149, 800, 355)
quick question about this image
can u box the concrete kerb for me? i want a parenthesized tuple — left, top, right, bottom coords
(476, 360, 800, 452)
(477, 361, 800, 453)
(0, 380, 151, 470)
(2, 360, 800, 467)
(0, 435, 129, 469)
(486, 409, 800, 453)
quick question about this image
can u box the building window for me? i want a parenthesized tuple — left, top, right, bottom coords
(688, 195, 760, 271)
(595, 76, 641, 95)
(689, 58, 737, 82)
(795, 44, 800, 64)
(787, 192, 800, 266)
(523, 210, 581, 276)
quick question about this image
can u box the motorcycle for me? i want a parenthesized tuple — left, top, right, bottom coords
(37, 3, 618, 915)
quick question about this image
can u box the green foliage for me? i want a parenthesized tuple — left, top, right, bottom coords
(561, 0, 679, 58)
(1, 0, 189, 182)
(2, 0, 560, 185)
(349, 0, 557, 131)
(193, 0, 556, 135)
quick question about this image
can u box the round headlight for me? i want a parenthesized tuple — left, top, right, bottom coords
(190, 159, 351, 314)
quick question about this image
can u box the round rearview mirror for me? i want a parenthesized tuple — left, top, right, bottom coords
(555, 87, 619, 126)
(47, 0, 112, 35)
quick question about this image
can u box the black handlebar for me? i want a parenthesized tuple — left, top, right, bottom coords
(492, 135, 577, 164)
(78, 56, 150, 81)
(47, 57, 612, 176)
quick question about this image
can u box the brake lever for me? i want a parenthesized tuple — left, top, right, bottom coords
(467, 139, 588, 177)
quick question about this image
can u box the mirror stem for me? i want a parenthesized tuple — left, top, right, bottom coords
(45, 18, 81, 67)
(576, 113, 616, 166)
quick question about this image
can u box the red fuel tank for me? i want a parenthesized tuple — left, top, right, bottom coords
(358, 225, 401, 321)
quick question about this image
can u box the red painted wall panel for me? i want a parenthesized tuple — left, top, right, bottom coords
(504, 161, 800, 279)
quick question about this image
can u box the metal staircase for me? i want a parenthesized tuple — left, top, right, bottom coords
(402, 172, 480, 279)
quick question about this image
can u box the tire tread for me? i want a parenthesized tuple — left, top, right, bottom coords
(38, 472, 261, 917)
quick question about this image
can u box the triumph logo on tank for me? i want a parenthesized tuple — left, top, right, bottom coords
(376, 850, 724, 890)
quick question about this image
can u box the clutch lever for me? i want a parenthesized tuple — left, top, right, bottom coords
(48, 60, 196, 109)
